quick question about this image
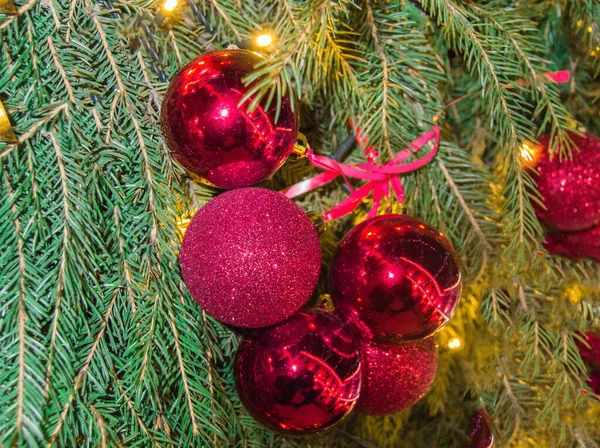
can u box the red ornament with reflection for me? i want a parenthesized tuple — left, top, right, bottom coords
(161, 49, 298, 189)
(356, 338, 438, 415)
(469, 408, 495, 448)
(533, 132, 600, 232)
(234, 309, 362, 434)
(330, 215, 462, 343)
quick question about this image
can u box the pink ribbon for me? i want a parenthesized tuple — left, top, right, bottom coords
(517, 70, 571, 86)
(283, 70, 569, 222)
(282, 126, 440, 221)
(545, 70, 570, 83)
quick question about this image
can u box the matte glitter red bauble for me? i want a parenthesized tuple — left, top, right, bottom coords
(533, 132, 600, 232)
(179, 188, 321, 328)
(161, 49, 298, 189)
(544, 226, 600, 262)
(469, 409, 495, 448)
(356, 338, 438, 415)
(234, 309, 362, 434)
(330, 215, 462, 343)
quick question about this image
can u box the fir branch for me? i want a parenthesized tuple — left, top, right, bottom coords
(47, 290, 118, 446)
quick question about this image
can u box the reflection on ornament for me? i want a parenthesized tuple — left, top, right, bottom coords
(330, 215, 462, 343)
(161, 49, 298, 189)
(256, 33, 273, 47)
(234, 309, 361, 434)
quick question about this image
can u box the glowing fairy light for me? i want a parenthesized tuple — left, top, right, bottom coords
(448, 337, 462, 350)
(520, 142, 539, 164)
(163, 0, 178, 12)
(256, 33, 273, 47)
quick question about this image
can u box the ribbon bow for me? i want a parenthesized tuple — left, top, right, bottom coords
(282, 126, 441, 221)
(283, 70, 570, 221)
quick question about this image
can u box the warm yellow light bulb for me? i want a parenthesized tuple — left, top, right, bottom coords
(163, 0, 178, 12)
(448, 337, 462, 350)
(256, 34, 273, 47)
(520, 142, 538, 163)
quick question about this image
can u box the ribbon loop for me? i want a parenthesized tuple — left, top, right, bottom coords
(283, 125, 441, 221)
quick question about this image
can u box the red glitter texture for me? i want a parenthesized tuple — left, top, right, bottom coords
(330, 215, 462, 343)
(179, 188, 321, 328)
(534, 132, 600, 232)
(161, 49, 298, 189)
(234, 309, 362, 434)
(356, 338, 438, 415)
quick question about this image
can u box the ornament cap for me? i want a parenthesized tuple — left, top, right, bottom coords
(0, 0, 17, 14)
(0, 99, 17, 143)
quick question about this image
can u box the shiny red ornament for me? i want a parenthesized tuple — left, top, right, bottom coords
(469, 409, 495, 448)
(356, 338, 438, 415)
(179, 188, 321, 328)
(161, 49, 298, 189)
(544, 226, 600, 262)
(533, 132, 600, 232)
(330, 215, 462, 343)
(234, 309, 362, 434)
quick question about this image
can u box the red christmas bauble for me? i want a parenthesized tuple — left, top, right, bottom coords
(469, 409, 495, 448)
(356, 338, 438, 415)
(234, 309, 362, 434)
(576, 332, 600, 370)
(161, 49, 298, 189)
(588, 369, 600, 395)
(533, 132, 600, 232)
(330, 215, 462, 343)
(544, 226, 600, 262)
(180, 188, 321, 328)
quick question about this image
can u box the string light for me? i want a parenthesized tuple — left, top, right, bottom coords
(448, 337, 462, 350)
(256, 33, 273, 47)
(163, 0, 178, 12)
(519, 142, 539, 164)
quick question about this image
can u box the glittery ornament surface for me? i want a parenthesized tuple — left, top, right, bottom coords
(330, 215, 462, 343)
(469, 409, 495, 448)
(534, 132, 600, 232)
(234, 309, 362, 434)
(161, 49, 298, 189)
(180, 188, 321, 328)
(356, 338, 438, 415)
(544, 226, 600, 262)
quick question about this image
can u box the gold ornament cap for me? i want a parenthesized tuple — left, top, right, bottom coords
(0, 99, 17, 143)
(0, 0, 17, 14)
